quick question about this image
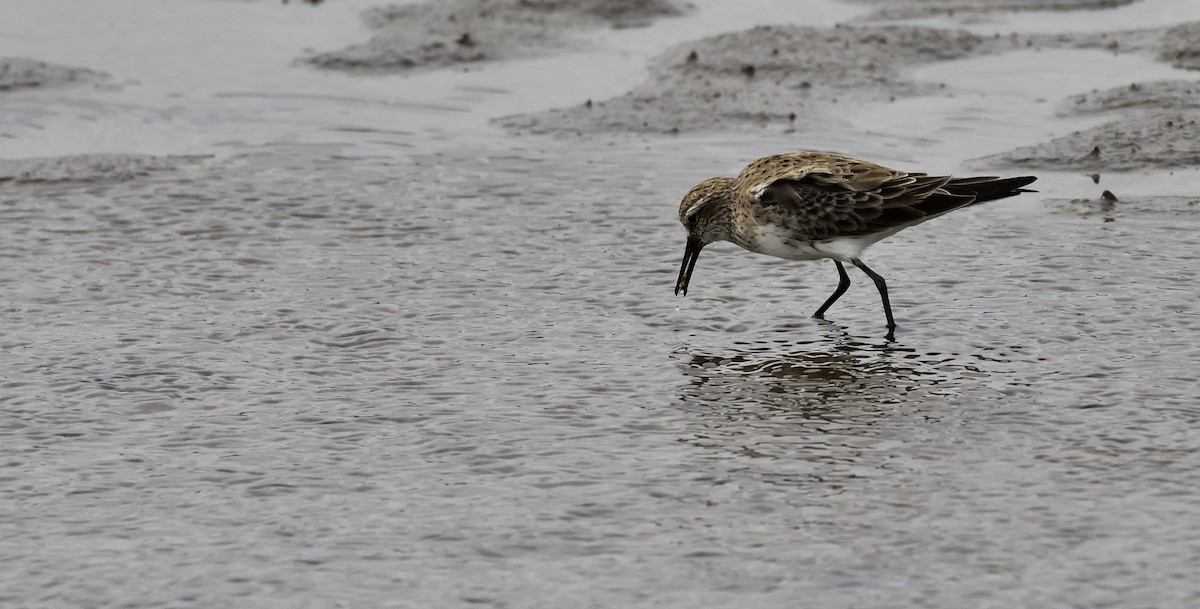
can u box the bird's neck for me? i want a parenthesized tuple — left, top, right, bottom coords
(704, 199, 738, 244)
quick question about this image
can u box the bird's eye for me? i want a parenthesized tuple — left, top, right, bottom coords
(685, 214, 699, 229)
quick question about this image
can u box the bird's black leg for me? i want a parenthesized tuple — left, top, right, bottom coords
(812, 260, 851, 319)
(851, 259, 896, 337)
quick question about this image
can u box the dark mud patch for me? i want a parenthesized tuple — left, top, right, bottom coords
(1058, 80, 1200, 115)
(1160, 22, 1200, 70)
(0, 58, 107, 92)
(1047, 194, 1200, 220)
(497, 24, 994, 135)
(975, 112, 1200, 171)
(980, 23, 1200, 171)
(849, 0, 1138, 21)
(305, 0, 688, 72)
(0, 154, 210, 184)
(1024, 20, 1200, 71)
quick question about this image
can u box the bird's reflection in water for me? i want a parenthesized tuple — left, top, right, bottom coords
(673, 323, 977, 489)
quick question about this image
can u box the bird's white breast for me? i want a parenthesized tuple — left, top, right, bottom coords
(748, 225, 892, 262)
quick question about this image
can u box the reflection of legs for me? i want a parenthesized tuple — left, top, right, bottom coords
(851, 259, 896, 333)
(812, 261, 851, 319)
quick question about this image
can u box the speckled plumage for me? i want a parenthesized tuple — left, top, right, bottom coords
(675, 152, 1037, 336)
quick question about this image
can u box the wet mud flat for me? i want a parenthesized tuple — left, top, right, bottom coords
(0, 153, 207, 183)
(498, 24, 996, 135)
(848, 0, 1140, 20)
(478, 12, 1200, 173)
(0, 57, 107, 91)
(5, 0, 1200, 607)
(305, 0, 689, 71)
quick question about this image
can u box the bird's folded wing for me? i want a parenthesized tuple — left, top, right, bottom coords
(752, 170, 967, 239)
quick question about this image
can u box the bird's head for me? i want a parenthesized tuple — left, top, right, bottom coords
(675, 177, 735, 296)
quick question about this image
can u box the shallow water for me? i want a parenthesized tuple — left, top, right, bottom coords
(4, 1, 1200, 608)
(4, 138, 1199, 607)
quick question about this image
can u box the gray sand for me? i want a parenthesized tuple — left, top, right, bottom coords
(979, 23, 1200, 170)
(0, 154, 209, 184)
(484, 14, 1200, 171)
(497, 24, 994, 135)
(1058, 80, 1200, 115)
(850, 0, 1138, 21)
(495, 19, 1200, 139)
(1161, 21, 1200, 70)
(977, 112, 1200, 170)
(0, 58, 106, 91)
(1023, 20, 1200, 71)
(306, 0, 687, 72)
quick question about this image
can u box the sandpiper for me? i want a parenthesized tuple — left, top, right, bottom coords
(674, 152, 1036, 337)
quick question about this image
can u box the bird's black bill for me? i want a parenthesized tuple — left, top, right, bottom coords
(675, 236, 703, 296)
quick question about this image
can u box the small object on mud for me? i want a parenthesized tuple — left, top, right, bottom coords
(1100, 189, 1118, 220)
(685, 50, 698, 64)
(1089, 173, 1100, 183)
(741, 64, 756, 78)
(456, 32, 474, 47)
(1089, 146, 1101, 158)
(799, 81, 811, 89)
(584, 99, 592, 108)
(673, 151, 1037, 338)
(788, 111, 796, 122)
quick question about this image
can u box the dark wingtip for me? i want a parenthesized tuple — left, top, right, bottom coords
(1013, 176, 1038, 194)
(945, 175, 1039, 204)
